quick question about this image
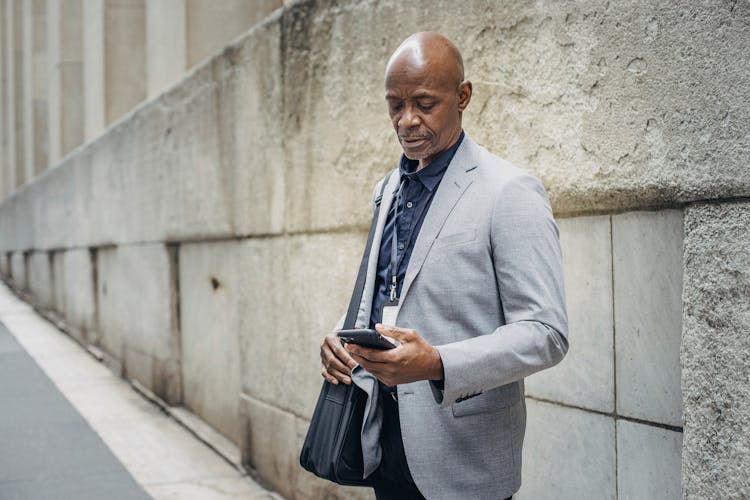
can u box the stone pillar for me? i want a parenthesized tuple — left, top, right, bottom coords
(84, 0, 146, 138)
(82, 0, 104, 141)
(5, 0, 23, 190)
(0, 0, 6, 199)
(22, 0, 47, 181)
(47, 0, 83, 166)
(145, 0, 185, 99)
(104, 0, 145, 125)
(185, 0, 280, 67)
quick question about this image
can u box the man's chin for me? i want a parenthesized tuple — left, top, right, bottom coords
(401, 146, 431, 161)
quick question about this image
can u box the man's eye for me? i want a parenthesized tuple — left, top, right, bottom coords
(390, 103, 403, 113)
(418, 103, 434, 111)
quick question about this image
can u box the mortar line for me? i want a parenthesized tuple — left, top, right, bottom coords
(525, 396, 683, 433)
(610, 214, 619, 499)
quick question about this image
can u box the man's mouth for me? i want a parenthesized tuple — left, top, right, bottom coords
(401, 136, 428, 145)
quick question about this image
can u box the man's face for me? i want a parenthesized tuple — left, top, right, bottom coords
(385, 61, 465, 167)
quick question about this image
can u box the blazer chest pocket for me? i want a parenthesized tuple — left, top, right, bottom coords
(434, 227, 477, 250)
(452, 382, 520, 418)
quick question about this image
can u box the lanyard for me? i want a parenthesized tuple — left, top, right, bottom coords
(388, 178, 437, 302)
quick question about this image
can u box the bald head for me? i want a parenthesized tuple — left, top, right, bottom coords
(385, 32, 465, 90)
(384, 32, 472, 169)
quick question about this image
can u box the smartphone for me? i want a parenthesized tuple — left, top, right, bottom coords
(337, 329, 399, 350)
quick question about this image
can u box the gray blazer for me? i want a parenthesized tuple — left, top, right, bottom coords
(343, 134, 569, 499)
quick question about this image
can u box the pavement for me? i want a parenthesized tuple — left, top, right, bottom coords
(0, 282, 280, 500)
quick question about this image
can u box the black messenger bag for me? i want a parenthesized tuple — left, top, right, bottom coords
(299, 172, 392, 486)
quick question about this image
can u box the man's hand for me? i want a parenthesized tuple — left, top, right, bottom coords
(345, 324, 444, 387)
(320, 331, 358, 385)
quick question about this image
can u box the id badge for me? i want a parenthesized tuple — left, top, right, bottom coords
(380, 298, 399, 326)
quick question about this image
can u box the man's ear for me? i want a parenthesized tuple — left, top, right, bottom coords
(458, 80, 472, 112)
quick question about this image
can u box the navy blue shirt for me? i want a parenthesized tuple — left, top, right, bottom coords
(369, 131, 465, 331)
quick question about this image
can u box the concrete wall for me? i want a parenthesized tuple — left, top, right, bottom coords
(0, 1, 748, 499)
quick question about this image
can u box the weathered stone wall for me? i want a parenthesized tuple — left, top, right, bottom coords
(0, 1, 747, 498)
(682, 202, 750, 499)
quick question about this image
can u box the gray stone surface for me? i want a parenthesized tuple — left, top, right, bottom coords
(237, 232, 364, 418)
(9, 251, 25, 289)
(613, 210, 683, 427)
(516, 399, 616, 499)
(682, 202, 750, 500)
(526, 215, 614, 412)
(222, 15, 285, 237)
(26, 250, 53, 308)
(55, 248, 96, 345)
(179, 241, 241, 443)
(239, 392, 298, 500)
(2, 0, 746, 251)
(617, 420, 682, 500)
(96, 243, 181, 403)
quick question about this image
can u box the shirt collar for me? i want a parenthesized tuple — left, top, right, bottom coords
(398, 130, 465, 192)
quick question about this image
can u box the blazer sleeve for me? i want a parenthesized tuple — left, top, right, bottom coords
(431, 174, 569, 406)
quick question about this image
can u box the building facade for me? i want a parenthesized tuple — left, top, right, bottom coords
(1, 1, 749, 499)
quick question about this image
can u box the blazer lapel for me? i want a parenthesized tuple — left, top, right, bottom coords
(398, 136, 479, 307)
(357, 168, 402, 327)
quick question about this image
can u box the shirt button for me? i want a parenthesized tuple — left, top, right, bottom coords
(406, 201, 413, 208)
(398, 242, 405, 250)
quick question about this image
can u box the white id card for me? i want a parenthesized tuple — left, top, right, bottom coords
(381, 305, 399, 326)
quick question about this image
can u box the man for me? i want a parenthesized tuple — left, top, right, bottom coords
(319, 32, 568, 500)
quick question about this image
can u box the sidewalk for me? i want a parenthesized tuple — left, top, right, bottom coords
(0, 282, 279, 500)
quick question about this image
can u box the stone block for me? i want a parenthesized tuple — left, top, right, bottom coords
(0, 185, 35, 251)
(101, 61, 233, 244)
(178, 241, 241, 443)
(220, 16, 285, 237)
(613, 210, 683, 427)
(0, 252, 8, 277)
(280, 0, 404, 233)
(31, 158, 77, 250)
(516, 399, 615, 499)
(526, 215, 613, 412)
(95, 244, 180, 403)
(26, 250, 53, 308)
(237, 232, 364, 419)
(54, 248, 96, 345)
(10, 251, 26, 289)
(617, 420, 682, 499)
(238, 392, 298, 500)
(682, 202, 750, 499)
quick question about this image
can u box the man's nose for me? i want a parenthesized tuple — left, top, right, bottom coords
(398, 105, 420, 129)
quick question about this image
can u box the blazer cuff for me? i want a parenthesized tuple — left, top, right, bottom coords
(432, 343, 485, 408)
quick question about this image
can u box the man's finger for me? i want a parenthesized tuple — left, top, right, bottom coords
(375, 323, 414, 342)
(328, 336, 358, 370)
(321, 367, 338, 385)
(345, 343, 392, 362)
(325, 352, 353, 376)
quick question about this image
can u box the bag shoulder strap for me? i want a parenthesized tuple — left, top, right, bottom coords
(343, 170, 394, 329)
